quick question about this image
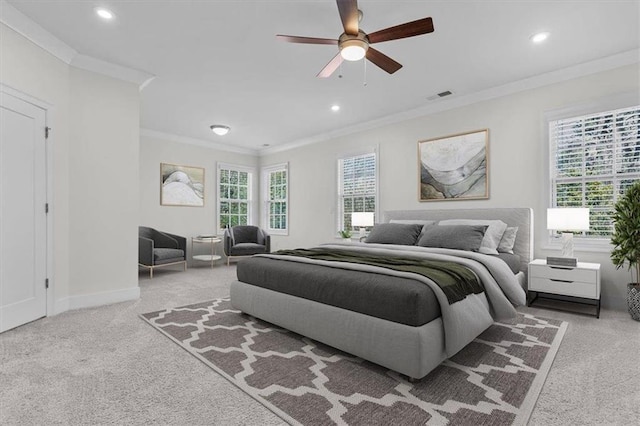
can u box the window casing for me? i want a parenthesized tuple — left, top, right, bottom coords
(549, 104, 640, 240)
(217, 163, 253, 232)
(262, 163, 289, 235)
(337, 152, 377, 233)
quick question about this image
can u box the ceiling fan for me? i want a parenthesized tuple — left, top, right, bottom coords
(276, 0, 434, 78)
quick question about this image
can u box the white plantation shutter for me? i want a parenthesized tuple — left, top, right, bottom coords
(338, 152, 377, 232)
(550, 105, 640, 238)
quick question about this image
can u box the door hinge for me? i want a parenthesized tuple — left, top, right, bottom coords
(45, 278, 49, 289)
(45, 127, 51, 139)
(45, 203, 49, 214)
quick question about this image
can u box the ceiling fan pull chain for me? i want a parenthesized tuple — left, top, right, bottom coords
(339, 61, 343, 78)
(363, 59, 367, 86)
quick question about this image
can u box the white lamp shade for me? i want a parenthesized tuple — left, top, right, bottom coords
(352, 212, 374, 227)
(547, 208, 590, 231)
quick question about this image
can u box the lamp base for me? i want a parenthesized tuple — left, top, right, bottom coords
(546, 256, 577, 267)
(359, 227, 366, 238)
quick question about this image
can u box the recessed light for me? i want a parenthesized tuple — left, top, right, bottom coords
(530, 32, 550, 44)
(210, 125, 230, 136)
(95, 7, 115, 20)
(331, 105, 340, 112)
(262, 144, 270, 147)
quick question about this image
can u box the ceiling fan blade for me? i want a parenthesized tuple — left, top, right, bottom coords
(368, 17, 434, 44)
(317, 53, 344, 78)
(366, 47, 402, 74)
(276, 35, 338, 45)
(336, 0, 359, 36)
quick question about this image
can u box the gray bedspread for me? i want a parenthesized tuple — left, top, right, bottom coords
(237, 256, 441, 326)
(256, 242, 526, 357)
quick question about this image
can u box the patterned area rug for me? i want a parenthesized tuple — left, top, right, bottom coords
(141, 298, 567, 426)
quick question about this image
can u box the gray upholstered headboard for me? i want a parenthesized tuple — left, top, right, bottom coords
(383, 208, 534, 276)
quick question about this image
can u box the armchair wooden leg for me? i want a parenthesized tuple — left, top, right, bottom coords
(150, 267, 153, 279)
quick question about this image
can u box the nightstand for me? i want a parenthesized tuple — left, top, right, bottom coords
(528, 259, 601, 318)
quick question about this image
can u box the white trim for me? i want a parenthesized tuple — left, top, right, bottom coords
(336, 150, 379, 234)
(0, 82, 52, 109)
(54, 286, 140, 314)
(544, 96, 640, 246)
(0, 0, 76, 64)
(0, 83, 55, 321)
(71, 54, 155, 87)
(259, 49, 640, 156)
(0, 2, 155, 88)
(141, 128, 258, 156)
(261, 162, 289, 236)
(216, 162, 257, 234)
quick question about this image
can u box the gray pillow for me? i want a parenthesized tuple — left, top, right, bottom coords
(389, 219, 436, 240)
(417, 225, 488, 251)
(437, 219, 508, 255)
(365, 223, 424, 245)
(498, 226, 518, 254)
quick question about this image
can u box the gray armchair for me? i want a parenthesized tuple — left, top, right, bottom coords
(223, 225, 270, 265)
(139, 226, 187, 278)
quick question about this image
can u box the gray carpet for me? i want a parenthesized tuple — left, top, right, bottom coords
(1, 264, 638, 425)
(142, 299, 567, 425)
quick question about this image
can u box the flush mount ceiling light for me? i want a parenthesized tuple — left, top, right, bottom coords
(530, 31, 550, 44)
(95, 7, 115, 20)
(210, 125, 230, 136)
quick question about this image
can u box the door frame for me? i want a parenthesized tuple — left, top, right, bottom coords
(1, 82, 54, 317)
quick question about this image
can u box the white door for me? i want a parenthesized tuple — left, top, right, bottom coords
(0, 91, 47, 333)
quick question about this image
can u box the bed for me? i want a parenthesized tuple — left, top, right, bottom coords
(230, 208, 533, 379)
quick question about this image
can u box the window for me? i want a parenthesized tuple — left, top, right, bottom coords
(337, 151, 377, 233)
(550, 105, 640, 239)
(262, 163, 288, 235)
(217, 163, 253, 231)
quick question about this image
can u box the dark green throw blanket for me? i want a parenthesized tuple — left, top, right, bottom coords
(274, 248, 483, 304)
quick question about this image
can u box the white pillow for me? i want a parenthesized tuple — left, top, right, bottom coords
(437, 219, 508, 255)
(498, 226, 518, 254)
(389, 219, 435, 226)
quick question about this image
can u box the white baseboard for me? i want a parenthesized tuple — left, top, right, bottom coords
(53, 286, 140, 314)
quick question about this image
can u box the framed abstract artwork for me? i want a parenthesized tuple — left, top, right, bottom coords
(418, 129, 489, 201)
(160, 163, 205, 207)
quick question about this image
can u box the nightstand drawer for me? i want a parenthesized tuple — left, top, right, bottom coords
(529, 264, 596, 283)
(529, 277, 597, 299)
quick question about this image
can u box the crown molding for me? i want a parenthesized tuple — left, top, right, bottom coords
(0, 1, 155, 89)
(141, 128, 259, 156)
(0, 0, 76, 63)
(259, 49, 640, 157)
(71, 54, 155, 88)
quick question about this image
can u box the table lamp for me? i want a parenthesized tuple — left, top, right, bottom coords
(546, 207, 589, 266)
(351, 212, 374, 239)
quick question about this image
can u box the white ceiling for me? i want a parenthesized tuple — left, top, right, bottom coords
(7, 0, 640, 152)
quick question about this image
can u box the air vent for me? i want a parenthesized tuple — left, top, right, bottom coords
(427, 90, 453, 101)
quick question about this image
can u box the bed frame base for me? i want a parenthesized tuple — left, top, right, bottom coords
(231, 280, 447, 379)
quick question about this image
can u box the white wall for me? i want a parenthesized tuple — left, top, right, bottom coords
(0, 23, 141, 312)
(139, 134, 258, 262)
(68, 67, 140, 297)
(260, 64, 640, 311)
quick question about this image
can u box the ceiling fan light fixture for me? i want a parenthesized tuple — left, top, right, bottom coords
(210, 125, 230, 136)
(340, 39, 368, 61)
